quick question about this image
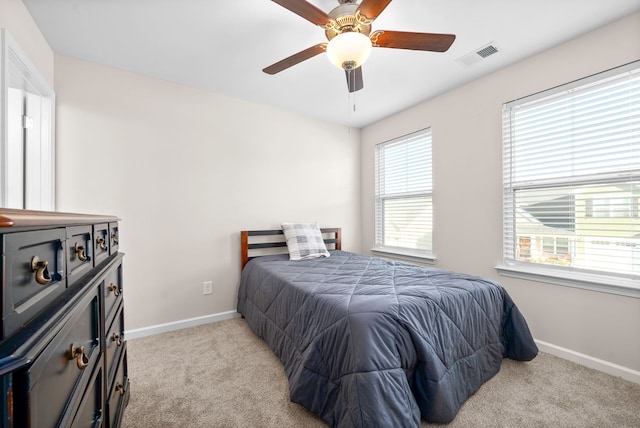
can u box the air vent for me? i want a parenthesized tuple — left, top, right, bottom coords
(476, 45, 498, 58)
(456, 43, 500, 67)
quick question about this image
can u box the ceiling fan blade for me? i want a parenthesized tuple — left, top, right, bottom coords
(371, 30, 456, 52)
(345, 67, 364, 93)
(271, 0, 332, 26)
(263, 43, 327, 75)
(357, 0, 393, 20)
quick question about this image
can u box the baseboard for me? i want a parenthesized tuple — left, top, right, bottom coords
(125, 310, 241, 340)
(535, 339, 640, 384)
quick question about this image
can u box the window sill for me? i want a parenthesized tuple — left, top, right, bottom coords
(371, 248, 436, 265)
(495, 264, 640, 299)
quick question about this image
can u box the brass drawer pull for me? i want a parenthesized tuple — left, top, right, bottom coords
(30, 256, 52, 285)
(115, 382, 126, 397)
(74, 242, 88, 262)
(111, 232, 118, 246)
(97, 237, 107, 251)
(68, 343, 89, 370)
(111, 333, 122, 346)
(108, 283, 120, 297)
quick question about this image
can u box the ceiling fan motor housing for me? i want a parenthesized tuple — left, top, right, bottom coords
(324, 3, 372, 41)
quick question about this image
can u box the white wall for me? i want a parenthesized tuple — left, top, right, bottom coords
(54, 55, 361, 331)
(0, 0, 53, 87)
(361, 13, 640, 377)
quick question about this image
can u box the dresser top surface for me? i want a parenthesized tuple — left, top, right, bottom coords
(0, 208, 119, 229)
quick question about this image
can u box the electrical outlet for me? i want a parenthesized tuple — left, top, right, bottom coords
(203, 281, 213, 295)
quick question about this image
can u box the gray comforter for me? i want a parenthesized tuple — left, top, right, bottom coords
(237, 251, 537, 427)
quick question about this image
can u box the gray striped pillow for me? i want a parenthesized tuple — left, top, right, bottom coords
(281, 222, 330, 261)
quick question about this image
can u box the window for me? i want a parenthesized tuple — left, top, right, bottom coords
(587, 197, 638, 218)
(501, 61, 640, 296)
(374, 128, 432, 259)
(1, 29, 55, 210)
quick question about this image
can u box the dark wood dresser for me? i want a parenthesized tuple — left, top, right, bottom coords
(0, 209, 129, 427)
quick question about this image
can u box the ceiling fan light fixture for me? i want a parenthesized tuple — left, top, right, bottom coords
(326, 31, 372, 70)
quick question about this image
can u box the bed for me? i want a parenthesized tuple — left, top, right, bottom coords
(237, 227, 538, 427)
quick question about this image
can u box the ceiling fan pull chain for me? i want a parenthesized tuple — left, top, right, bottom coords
(350, 69, 357, 113)
(347, 91, 351, 129)
(346, 69, 352, 127)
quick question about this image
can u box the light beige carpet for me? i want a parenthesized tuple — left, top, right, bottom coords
(121, 318, 640, 427)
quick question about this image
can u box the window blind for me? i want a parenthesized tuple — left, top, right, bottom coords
(503, 61, 640, 282)
(375, 128, 432, 256)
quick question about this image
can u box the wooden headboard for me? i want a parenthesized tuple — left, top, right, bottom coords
(241, 228, 341, 270)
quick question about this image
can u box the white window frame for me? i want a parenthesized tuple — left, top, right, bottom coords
(373, 128, 434, 262)
(498, 61, 640, 299)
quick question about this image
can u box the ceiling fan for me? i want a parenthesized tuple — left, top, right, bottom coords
(263, 0, 456, 92)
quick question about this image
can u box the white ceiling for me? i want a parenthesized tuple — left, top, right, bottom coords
(23, 0, 640, 128)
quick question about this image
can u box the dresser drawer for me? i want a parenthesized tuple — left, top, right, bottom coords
(18, 287, 100, 427)
(108, 223, 119, 255)
(2, 228, 66, 340)
(107, 346, 128, 428)
(70, 364, 103, 428)
(67, 226, 94, 287)
(93, 223, 110, 267)
(103, 262, 123, 328)
(105, 304, 124, 386)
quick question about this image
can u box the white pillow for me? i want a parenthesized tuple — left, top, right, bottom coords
(281, 222, 330, 261)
